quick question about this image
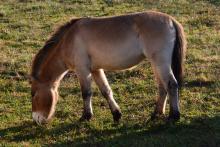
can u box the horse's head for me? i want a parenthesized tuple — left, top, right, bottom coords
(30, 77, 58, 125)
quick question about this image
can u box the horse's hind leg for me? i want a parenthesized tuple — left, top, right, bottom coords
(152, 62, 180, 121)
(76, 68, 93, 121)
(92, 69, 122, 122)
(151, 68, 167, 119)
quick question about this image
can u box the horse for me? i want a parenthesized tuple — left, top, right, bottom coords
(30, 11, 186, 125)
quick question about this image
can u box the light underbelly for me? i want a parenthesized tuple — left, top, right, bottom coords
(91, 48, 145, 71)
(104, 56, 145, 71)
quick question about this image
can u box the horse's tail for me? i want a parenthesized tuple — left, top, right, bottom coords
(171, 19, 187, 88)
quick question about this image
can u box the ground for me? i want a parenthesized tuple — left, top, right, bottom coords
(0, 0, 220, 146)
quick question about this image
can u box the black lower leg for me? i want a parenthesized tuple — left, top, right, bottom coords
(167, 80, 180, 121)
(80, 111, 93, 121)
(151, 109, 166, 120)
(112, 109, 122, 122)
(80, 90, 93, 121)
(101, 89, 122, 122)
(168, 110, 180, 121)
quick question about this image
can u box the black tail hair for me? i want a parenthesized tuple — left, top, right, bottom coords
(171, 19, 187, 88)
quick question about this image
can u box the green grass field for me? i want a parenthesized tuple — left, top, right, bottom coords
(0, 0, 220, 146)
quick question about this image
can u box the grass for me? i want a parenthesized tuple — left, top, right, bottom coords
(0, 0, 220, 146)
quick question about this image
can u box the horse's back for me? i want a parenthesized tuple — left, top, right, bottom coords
(71, 11, 175, 71)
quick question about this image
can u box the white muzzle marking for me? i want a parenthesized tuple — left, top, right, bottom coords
(32, 112, 47, 125)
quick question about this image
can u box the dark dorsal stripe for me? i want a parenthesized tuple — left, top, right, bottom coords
(31, 18, 80, 79)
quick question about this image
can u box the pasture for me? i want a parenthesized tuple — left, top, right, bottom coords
(0, 0, 219, 146)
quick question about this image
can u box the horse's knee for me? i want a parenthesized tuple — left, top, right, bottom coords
(167, 79, 178, 92)
(82, 89, 92, 99)
(81, 89, 93, 114)
(101, 88, 112, 98)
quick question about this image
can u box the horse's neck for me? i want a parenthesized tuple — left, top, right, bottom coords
(38, 54, 67, 88)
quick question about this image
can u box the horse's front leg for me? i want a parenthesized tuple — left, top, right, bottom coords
(76, 69, 93, 121)
(92, 69, 122, 122)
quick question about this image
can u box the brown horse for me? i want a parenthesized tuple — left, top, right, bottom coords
(30, 11, 186, 125)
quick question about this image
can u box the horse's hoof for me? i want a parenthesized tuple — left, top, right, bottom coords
(112, 110, 122, 123)
(151, 112, 165, 121)
(79, 112, 93, 121)
(150, 112, 157, 120)
(168, 111, 180, 121)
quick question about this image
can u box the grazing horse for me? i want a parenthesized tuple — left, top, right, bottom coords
(30, 11, 186, 125)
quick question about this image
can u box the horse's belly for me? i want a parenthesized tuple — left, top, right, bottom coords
(104, 54, 145, 71)
(91, 47, 145, 71)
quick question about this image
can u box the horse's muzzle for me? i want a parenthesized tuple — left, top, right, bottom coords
(32, 112, 48, 125)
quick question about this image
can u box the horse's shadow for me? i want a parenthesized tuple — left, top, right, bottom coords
(184, 80, 218, 88)
(1, 116, 219, 146)
(208, 0, 220, 6)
